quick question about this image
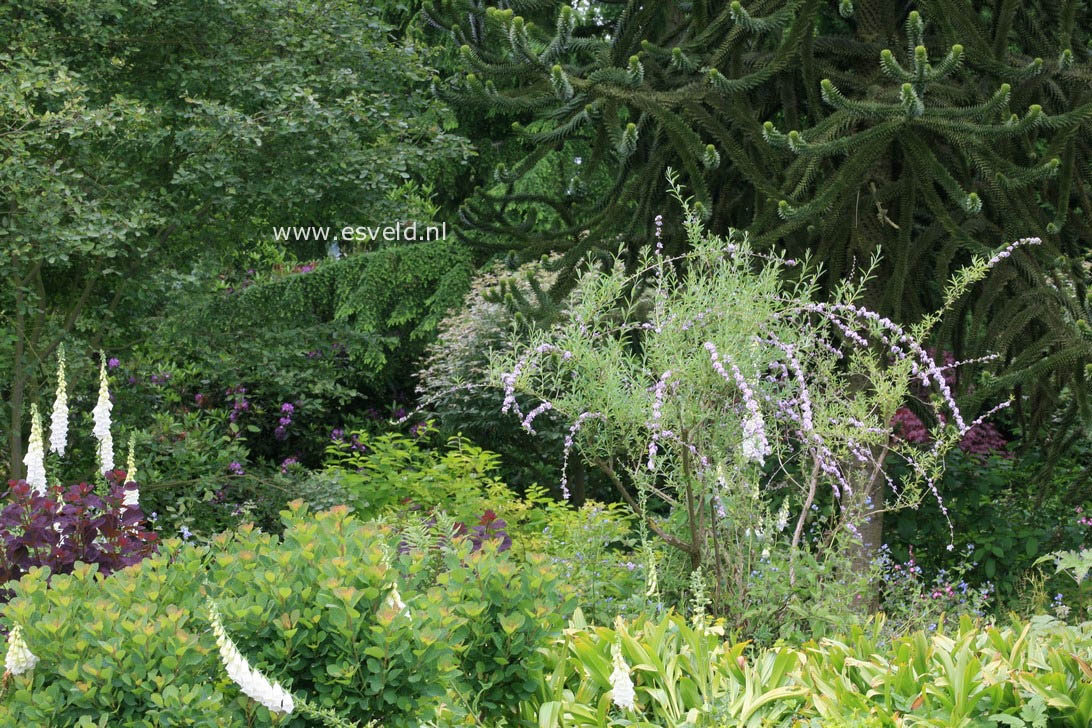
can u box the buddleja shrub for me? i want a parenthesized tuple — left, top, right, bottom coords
(494, 178, 1028, 621)
(0, 542, 234, 725)
(436, 543, 577, 722)
(206, 501, 458, 727)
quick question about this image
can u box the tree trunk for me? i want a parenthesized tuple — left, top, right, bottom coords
(8, 276, 27, 481)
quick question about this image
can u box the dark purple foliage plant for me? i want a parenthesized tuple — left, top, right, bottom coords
(0, 469, 158, 593)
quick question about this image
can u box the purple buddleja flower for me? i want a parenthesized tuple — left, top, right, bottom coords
(281, 403, 294, 414)
(280, 457, 298, 474)
(985, 236, 1040, 268)
(107, 357, 120, 369)
(704, 343, 770, 465)
(805, 302, 967, 433)
(330, 428, 344, 441)
(559, 411, 605, 500)
(228, 462, 245, 476)
(521, 401, 553, 434)
(278, 416, 292, 426)
(501, 343, 560, 418)
(647, 370, 672, 470)
(274, 426, 287, 441)
(410, 421, 428, 438)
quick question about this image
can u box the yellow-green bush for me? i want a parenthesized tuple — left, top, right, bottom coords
(1, 546, 232, 726)
(0, 501, 574, 727)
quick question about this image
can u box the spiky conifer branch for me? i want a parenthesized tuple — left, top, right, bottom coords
(429, 0, 1092, 439)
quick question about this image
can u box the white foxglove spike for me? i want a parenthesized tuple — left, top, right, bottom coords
(92, 354, 114, 473)
(208, 603, 294, 714)
(49, 344, 69, 456)
(23, 404, 46, 495)
(123, 433, 139, 507)
(609, 634, 635, 710)
(4, 624, 39, 676)
(775, 497, 789, 533)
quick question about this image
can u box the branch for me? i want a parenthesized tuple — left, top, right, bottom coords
(789, 455, 821, 587)
(593, 456, 698, 556)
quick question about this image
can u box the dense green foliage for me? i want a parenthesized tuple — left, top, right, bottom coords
(1, 0, 470, 477)
(3, 1, 1091, 725)
(524, 611, 1092, 727)
(0, 502, 574, 726)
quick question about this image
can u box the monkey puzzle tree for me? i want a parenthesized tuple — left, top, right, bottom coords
(426, 0, 1092, 446)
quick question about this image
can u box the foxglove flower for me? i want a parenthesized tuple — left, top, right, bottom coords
(383, 583, 411, 619)
(209, 603, 294, 714)
(644, 553, 658, 597)
(609, 635, 635, 710)
(49, 344, 69, 456)
(124, 433, 139, 508)
(4, 624, 38, 676)
(92, 355, 114, 473)
(774, 498, 789, 533)
(23, 404, 46, 495)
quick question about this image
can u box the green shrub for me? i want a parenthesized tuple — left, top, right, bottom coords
(0, 501, 576, 726)
(436, 544, 577, 722)
(500, 488, 643, 624)
(323, 430, 508, 524)
(206, 503, 456, 727)
(885, 446, 1092, 607)
(415, 257, 572, 498)
(0, 547, 233, 726)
